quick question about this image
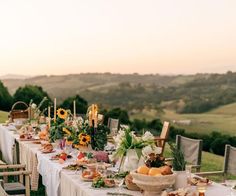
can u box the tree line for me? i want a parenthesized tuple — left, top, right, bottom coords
(1, 80, 236, 156)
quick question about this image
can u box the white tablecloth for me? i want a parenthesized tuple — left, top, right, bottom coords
(0, 124, 17, 164)
(1, 124, 236, 196)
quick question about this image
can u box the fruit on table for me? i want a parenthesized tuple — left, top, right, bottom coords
(137, 165, 173, 176)
(59, 152, 67, 161)
(148, 167, 162, 176)
(137, 165, 150, 175)
(77, 152, 85, 160)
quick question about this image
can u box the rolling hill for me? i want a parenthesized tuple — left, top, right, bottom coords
(2, 73, 203, 104)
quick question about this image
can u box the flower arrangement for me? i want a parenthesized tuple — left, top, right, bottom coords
(113, 128, 156, 159)
(67, 119, 109, 150)
(49, 109, 109, 150)
(29, 97, 48, 121)
(49, 108, 73, 142)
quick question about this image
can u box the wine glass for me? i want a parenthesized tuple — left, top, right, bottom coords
(185, 165, 192, 186)
(114, 177, 124, 193)
(96, 162, 106, 177)
(225, 180, 236, 196)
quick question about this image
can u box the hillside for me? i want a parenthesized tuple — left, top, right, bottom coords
(141, 102, 236, 136)
(2, 72, 236, 114)
(2, 73, 203, 104)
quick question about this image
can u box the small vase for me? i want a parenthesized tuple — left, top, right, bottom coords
(121, 149, 141, 172)
(174, 171, 187, 189)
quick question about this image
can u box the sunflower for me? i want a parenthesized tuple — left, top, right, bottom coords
(62, 127, 71, 135)
(78, 133, 91, 146)
(57, 108, 68, 119)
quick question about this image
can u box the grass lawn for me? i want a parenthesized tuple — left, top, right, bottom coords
(130, 102, 236, 136)
(0, 110, 8, 123)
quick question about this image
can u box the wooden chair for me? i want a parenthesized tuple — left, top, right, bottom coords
(154, 121, 170, 155)
(107, 118, 119, 135)
(98, 114, 104, 125)
(176, 135, 203, 172)
(195, 144, 236, 180)
(0, 164, 31, 196)
(107, 118, 119, 143)
(0, 180, 8, 196)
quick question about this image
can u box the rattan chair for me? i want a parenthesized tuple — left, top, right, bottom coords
(176, 135, 203, 172)
(0, 164, 31, 196)
(195, 144, 236, 180)
(154, 121, 170, 155)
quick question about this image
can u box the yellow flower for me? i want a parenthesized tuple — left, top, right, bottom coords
(78, 133, 91, 146)
(57, 108, 68, 119)
(66, 140, 73, 145)
(62, 128, 71, 135)
(73, 144, 80, 149)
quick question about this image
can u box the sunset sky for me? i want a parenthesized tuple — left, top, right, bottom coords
(0, 0, 236, 75)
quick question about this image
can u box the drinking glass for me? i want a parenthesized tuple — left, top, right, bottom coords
(186, 165, 192, 186)
(197, 182, 207, 196)
(225, 180, 236, 196)
(96, 162, 106, 177)
(114, 177, 124, 193)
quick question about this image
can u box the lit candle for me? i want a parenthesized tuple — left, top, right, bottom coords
(73, 100, 76, 119)
(54, 98, 57, 123)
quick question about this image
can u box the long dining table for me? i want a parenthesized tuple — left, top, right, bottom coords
(0, 123, 235, 196)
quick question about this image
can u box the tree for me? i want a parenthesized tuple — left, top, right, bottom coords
(0, 80, 13, 111)
(102, 108, 130, 125)
(13, 85, 51, 109)
(60, 95, 88, 114)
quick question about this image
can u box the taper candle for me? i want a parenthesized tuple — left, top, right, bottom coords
(54, 98, 57, 122)
(73, 100, 76, 119)
(48, 106, 51, 128)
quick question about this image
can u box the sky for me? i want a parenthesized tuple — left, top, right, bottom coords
(0, 0, 236, 76)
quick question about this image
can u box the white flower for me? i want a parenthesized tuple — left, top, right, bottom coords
(31, 103, 37, 109)
(113, 130, 125, 145)
(142, 145, 154, 157)
(142, 145, 162, 156)
(142, 131, 154, 141)
(153, 146, 162, 155)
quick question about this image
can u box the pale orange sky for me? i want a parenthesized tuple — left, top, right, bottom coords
(0, 0, 236, 75)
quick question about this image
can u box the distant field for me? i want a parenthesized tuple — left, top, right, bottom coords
(0, 111, 8, 123)
(131, 102, 236, 136)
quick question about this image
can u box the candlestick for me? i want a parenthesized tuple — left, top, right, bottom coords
(73, 100, 76, 119)
(54, 98, 57, 123)
(94, 111, 98, 128)
(48, 106, 51, 129)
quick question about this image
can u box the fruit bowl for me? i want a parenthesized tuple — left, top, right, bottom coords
(130, 170, 176, 196)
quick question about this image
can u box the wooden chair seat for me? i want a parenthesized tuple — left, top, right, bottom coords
(4, 182, 25, 195)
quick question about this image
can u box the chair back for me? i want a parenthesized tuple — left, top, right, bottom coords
(159, 121, 170, 147)
(223, 145, 236, 175)
(108, 118, 119, 135)
(98, 114, 104, 124)
(176, 135, 203, 166)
